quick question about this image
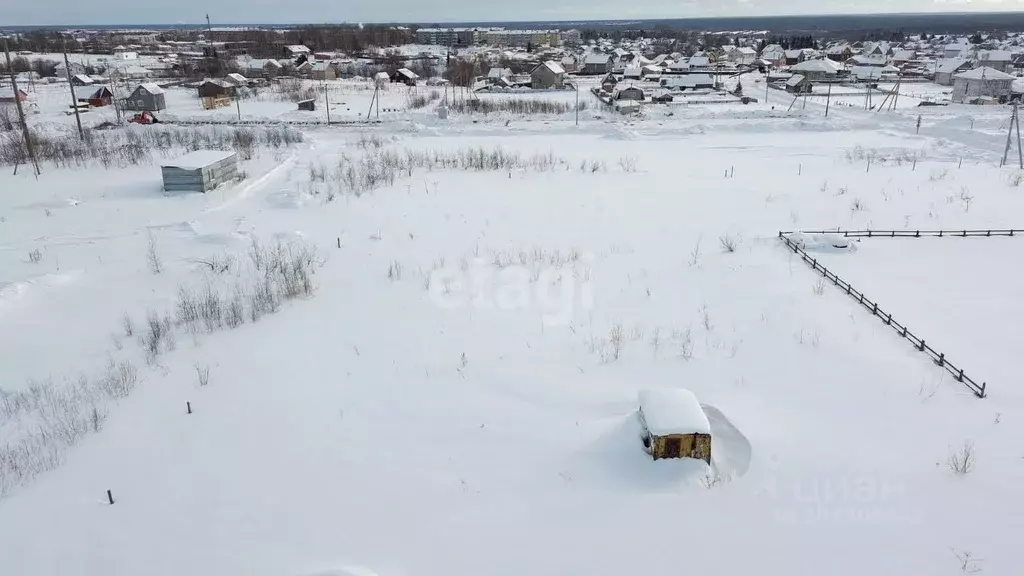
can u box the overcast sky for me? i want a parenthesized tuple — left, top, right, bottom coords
(7, 0, 1024, 26)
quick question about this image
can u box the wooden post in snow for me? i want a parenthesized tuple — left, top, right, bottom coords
(107, 489, 115, 505)
(4, 38, 41, 178)
(62, 37, 83, 139)
(1015, 102, 1023, 169)
(825, 79, 832, 118)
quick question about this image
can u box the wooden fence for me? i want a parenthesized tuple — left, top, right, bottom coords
(778, 232, 987, 398)
(779, 228, 1024, 238)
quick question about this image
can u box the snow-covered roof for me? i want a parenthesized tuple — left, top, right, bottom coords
(638, 389, 711, 436)
(71, 74, 93, 84)
(0, 88, 28, 99)
(935, 58, 969, 74)
(202, 78, 235, 88)
(980, 50, 1012, 62)
(737, 47, 757, 55)
(396, 68, 419, 79)
(285, 45, 310, 54)
(790, 58, 841, 74)
(539, 60, 565, 74)
(225, 73, 248, 85)
(786, 74, 807, 86)
(955, 66, 1015, 81)
(137, 83, 165, 95)
(689, 56, 710, 66)
(585, 52, 612, 65)
(162, 150, 236, 170)
(785, 49, 803, 58)
(892, 49, 916, 60)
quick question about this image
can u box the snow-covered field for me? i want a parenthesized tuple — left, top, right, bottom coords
(2, 77, 1023, 576)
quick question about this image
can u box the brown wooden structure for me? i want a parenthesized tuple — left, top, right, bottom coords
(638, 389, 712, 464)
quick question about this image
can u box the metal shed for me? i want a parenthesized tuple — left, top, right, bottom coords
(161, 150, 238, 193)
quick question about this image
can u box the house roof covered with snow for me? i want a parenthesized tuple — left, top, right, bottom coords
(638, 389, 711, 436)
(979, 50, 1013, 62)
(955, 66, 1015, 81)
(539, 60, 565, 74)
(790, 58, 841, 74)
(786, 74, 807, 86)
(137, 83, 165, 95)
(935, 58, 969, 73)
(584, 52, 612, 65)
(225, 73, 248, 85)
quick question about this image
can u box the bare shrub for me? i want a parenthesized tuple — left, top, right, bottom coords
(388, 260, 403, 281)
(618, 156, 638, 172)
(142, 309, 172, 361)
(28, 249, 42, 263)
(947, 441, 976, 476)
(97, 359, 139, 399)
(195, 364, 210, 387)
(608, 324, 625, 362)
(700, 304, 713, 332)
(146, 233, 162, 274)
(672, 327, 694, 360)
(719, 235, 737, 253)
(122, 313, 134, 337)
(225, 290, 245, 328)
(813, 278, 826, 296)
(952, 549, 983, 574)
(701, 466, 726, 489)
(449, 98, 586, 115)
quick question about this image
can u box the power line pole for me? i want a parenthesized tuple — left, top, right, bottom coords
(824, 78, 832, 118)
(62, 37, 84, 139)
(323, 79, 330, 124)
(4, 37, 40, 178)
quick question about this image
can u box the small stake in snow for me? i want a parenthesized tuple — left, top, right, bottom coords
(798, 163, 802, 176)
(958, 157, 963, 169)
(187, 401, 192, 414)
(913, 158, 917, 171)
(336, 237, 340, 249)
(107, 489, 115, 505)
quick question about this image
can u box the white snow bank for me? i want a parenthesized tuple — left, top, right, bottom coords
(638, 389, 711, 436)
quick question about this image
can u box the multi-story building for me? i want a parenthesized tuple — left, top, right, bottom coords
(415, 27, 480, 46)
(483, 29, 560, 48)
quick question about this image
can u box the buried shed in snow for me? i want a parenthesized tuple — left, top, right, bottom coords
(638, 389, 712, 463)
(161, 150, 238, 193)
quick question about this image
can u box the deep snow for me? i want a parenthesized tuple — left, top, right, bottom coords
(1, 82, 1023, 576)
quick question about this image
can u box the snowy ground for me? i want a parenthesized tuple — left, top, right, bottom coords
(2, 75, 1023, 576)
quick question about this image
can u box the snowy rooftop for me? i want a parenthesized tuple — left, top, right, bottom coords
(638, 389, 711, 436)
(138, 83, 164, 95)
(161, 150, 236, 170)
(955, 66, 1015, 81)
(790, 59, 842, 74)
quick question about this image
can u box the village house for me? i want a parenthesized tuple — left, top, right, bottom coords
(614, 85, 644, 101)
(198, 79, 235, 109)
(825, 43, 853, 62)
(761, 44, 786, 66)
(789, 58, 843, 82)
(245, 59, 283, 78)
(560, 55, 578, 73)
(952, 66, 1015, 103)
(786, 74, 813, 93)
(70, 74, 94, 87)
(977, 50, 1013, 73)
(581, 53, 614, 75)
(122, 83, 166, 112)
(77, 86, 114, 107)
(784, 49, 804, 66)
(530, 60, 565, 89)
(891, 50, 917, 66)
(934, 58, 972, 85)
(733, 46, 757, 65)
(600, 72, 618, 93)
(225, 73, 250, 87)
(392, 68, 420, 86)
(0, 88, 29, 103)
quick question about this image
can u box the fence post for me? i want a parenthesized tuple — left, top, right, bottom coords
(939, 230, 943, 237)
(918, 339, 925, 352)
(957, 368, 964, 382)
(980, 382, 986, 397)
(886, 313, 892, 325)
(901, 326, 907, 337)
(872, 303, 878, 315)
(987, 230, 991, 237)
(846, 285, 851, 294)
(915, 230, 920, 237)
(962, 230, 967, 237)
(891, 231, 895, 237)
(936, 353, 944, 367)
(868, 230, 873, 238)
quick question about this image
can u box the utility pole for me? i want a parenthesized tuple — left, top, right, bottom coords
(323, 80, 330, 124)
(824, 78, 832, 118)
(235, 96, 241, 120)
(4, 37, 40, 178)
(62, 37, 84, 139)
(574, 80, 579, 126)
